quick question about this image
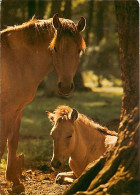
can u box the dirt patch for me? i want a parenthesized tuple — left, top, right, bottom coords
(0, 167, 69, 195)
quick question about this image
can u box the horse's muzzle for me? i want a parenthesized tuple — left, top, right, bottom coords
(57, 82, 74, 96)
(51, 158, 62, 169)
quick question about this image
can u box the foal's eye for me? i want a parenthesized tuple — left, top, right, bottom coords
(54, 47, 57, 52)
(66, 135, 72, 139)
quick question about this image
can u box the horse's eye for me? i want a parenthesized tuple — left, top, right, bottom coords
(54, 47, 57, 52)
(67, 135, 72, 139)
(78, 49, 81, 54)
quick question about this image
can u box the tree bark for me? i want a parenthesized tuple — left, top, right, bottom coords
(115, 0, 139, 123)
(64, 1, 139, 194)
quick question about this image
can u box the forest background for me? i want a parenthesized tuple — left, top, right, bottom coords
(1, 0, 122, 169)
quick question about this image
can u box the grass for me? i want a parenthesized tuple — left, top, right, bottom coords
(2, 85, 123, 168)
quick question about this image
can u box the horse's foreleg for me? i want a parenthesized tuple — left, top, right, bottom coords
(56, 171, 76, 184)
(6, 132, 19, 183)
(6, 111, 23, 184)
(6, 111, 25, 193)
(0, 136, 7, 160)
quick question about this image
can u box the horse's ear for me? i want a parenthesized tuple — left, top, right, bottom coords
(76, 17, 86, 32)
(70, 109, 78, 122)
(45, 111, 55, 123)
(53, 13, 61, 29)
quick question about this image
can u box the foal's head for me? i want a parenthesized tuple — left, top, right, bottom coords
(46, 106, 78, 169)
(50, 14, 86, 96)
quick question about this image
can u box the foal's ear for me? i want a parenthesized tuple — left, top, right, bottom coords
(45, 111, 55, 123)
(53, 13, 61, 29)
(70, 109, 78, 122)
(76, 17, 86, 32)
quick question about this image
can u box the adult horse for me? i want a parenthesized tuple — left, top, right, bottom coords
(1, 14, 86, 188)
(47, 105, 118, 184)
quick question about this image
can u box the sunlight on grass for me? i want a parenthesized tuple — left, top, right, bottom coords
(82, 70, 122, 89)
(0, 159, 6, 169)
(23, 118, 34, 124)
(93, 87, 123, 94)
(84, 102, 107, 107)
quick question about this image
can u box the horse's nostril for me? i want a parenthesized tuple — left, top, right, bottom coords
(71, 83, 74, 90)
(58, 82, 62, 89)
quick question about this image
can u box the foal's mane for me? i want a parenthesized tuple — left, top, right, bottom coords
(54, 105, 117, 136)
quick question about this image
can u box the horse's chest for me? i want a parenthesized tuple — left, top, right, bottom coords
(2, 79, 37, 109)
(69, 158, 85, 178)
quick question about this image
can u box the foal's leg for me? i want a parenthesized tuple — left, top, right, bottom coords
(56, 171, 76, 184)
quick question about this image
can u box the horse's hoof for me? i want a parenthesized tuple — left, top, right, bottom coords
(12, 183, 25, 194)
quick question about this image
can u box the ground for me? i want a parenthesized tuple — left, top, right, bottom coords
(1, 165, 69, 195)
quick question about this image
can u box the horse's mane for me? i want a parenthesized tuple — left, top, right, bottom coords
(53, 105, 118, 137)
(1, 18, 53, 34)
(1, 18, 86, 51)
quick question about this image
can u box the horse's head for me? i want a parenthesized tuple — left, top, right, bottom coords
(49, 14, 86, 96)
(46, 106, 78, 169)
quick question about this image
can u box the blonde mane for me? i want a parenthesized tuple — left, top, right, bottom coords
(53, 105, 118, 136)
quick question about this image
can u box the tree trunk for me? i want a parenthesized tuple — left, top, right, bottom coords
(64, 1, 139, 194)
(38, 0, 48, 19)
(85, 0, 94, 46)
(115, 1, 139, 123)
(50, 0, 62, 17)
(28, 0, 36, 19)
(95, 2, 106, 87)
(95, 1, 105, 44)
(63, 0, 72, 19)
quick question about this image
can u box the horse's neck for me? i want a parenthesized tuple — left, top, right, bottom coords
(2, 22, 54, 85)
(70, 119, 106, 176)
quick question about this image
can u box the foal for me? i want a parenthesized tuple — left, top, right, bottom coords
(46, 105, 118, 184)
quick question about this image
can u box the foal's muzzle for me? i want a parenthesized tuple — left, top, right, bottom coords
(51, 158, 62, 169)
(57, 82, 74, 96)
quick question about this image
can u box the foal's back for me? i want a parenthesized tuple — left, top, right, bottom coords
(77, 114, 118, 155)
